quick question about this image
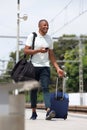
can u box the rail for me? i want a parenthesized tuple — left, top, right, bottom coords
(25, 103, 87, 113)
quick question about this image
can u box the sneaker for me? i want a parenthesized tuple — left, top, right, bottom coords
(30, 112, 37, 120)
(46, 110, 56, 120)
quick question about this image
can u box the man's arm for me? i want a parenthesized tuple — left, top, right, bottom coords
(24, 45, 49, 55)
(49, 49, 64, 77)
(24, 45, 40, 55)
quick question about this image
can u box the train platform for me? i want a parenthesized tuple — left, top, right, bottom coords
(25, 109, 87, 130)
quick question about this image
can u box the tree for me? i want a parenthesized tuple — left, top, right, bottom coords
(64, 37, 87, 92)
(52, 35, 87, 92)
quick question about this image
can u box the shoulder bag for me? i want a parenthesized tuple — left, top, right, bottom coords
(11, 32, 37, 82)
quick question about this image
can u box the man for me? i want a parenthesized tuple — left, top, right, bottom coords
(24, 19, 64, 120)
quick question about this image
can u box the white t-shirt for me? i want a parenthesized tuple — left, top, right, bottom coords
(25, 32, 53, 67)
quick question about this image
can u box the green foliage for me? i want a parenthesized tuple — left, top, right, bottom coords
(64, 40, 87, 92)
(53, 35, 87, 92)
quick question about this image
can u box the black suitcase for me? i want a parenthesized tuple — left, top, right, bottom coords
(50, 77, 69, 119)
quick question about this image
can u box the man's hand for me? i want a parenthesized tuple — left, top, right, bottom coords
(39, 47, 49, 53)
(57, 68, 64, 77)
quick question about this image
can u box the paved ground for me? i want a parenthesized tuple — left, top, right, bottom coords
(25, 109, 87, 130)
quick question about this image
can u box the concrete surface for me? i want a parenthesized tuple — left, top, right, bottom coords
(9, 94, 25, 114)
(0, 115, 24, 130)
(0, 82, 24, 114)
(0, 95, 25, 130)
(25, 109, 87, 130)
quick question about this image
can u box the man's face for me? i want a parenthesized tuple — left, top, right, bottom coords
(39, 21, 49, 35)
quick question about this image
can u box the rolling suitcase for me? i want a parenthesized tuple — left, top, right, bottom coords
(50, 76, 69, 119)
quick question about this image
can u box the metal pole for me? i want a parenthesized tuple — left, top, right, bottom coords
(16, 0, 20, 63)
(15, 0, 20, 95)
(79, 38, 84, 105)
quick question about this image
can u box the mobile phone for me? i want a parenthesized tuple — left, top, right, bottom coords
(45, 47, 49, 50)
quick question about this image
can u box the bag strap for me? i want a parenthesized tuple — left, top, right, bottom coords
(30, 32, 37, 59)
(24, 32, 37, 59)
(32, 32, 37, 50)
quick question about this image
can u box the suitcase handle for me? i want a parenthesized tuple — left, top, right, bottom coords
(55, 75, 67, 99)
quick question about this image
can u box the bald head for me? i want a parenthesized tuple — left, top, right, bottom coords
(38, 19, 48, 27)
(38, 19, 49, 35)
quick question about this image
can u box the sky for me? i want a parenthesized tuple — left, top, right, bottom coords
(0, 0, 87, 71)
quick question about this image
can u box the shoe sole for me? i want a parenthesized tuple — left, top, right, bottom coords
(46, 111, 56, 120)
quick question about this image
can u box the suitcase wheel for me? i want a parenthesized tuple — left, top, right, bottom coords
(64, 114, 67, 120)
